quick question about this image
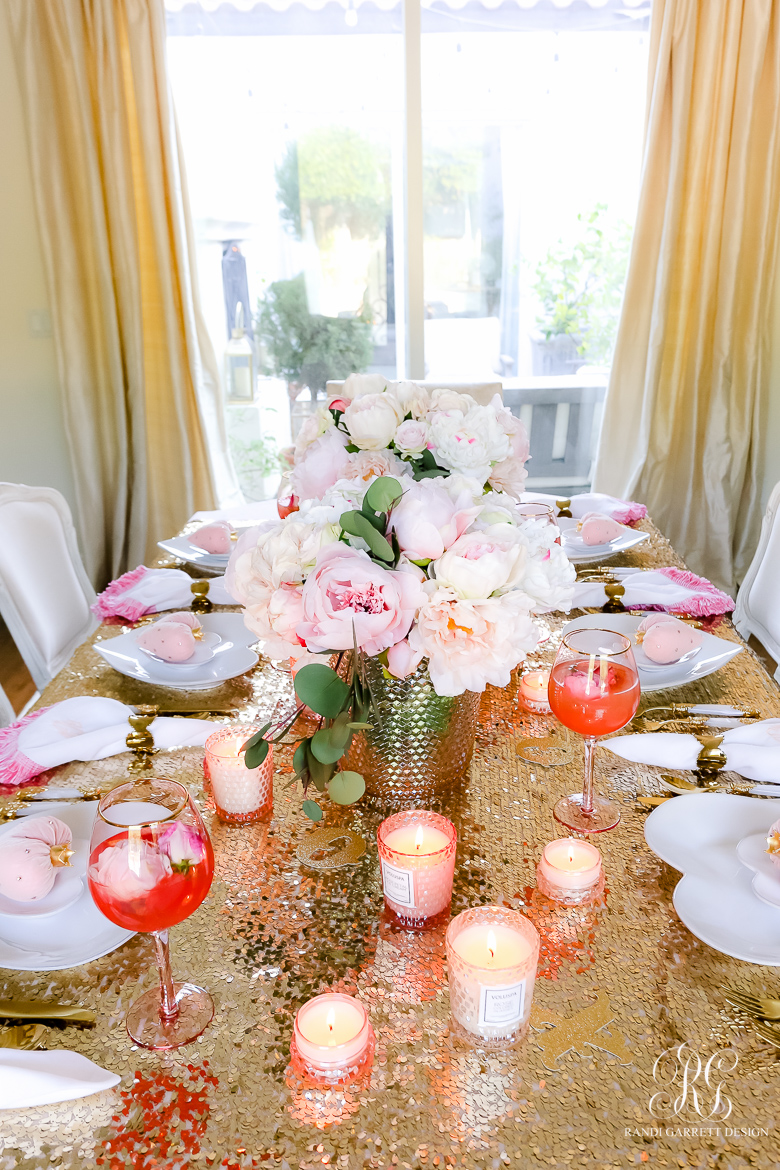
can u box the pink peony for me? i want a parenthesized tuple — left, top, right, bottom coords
(488, 456, 529, 500)
(158, 821, 206, 868)
(490, 394, 530, 461)
(88, 838, 172, 901)
(341, 449, 409, 484)
(328, 396, 350, 412)
(297, 545, 425, 656)
(394, 419, 430, 455)
(431, 527, 528, 599)
(386, 638, 425, 679)
(290, 428, 351, 502)
(244, 583, 304, 658)
(408, 588, 539, 695)
(389, 479, 481, 563)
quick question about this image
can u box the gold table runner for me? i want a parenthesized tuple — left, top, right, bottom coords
(1, 519, 778, 1168)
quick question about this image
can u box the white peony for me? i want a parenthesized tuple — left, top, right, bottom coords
(242, 518, 339, 599)
(428, 404, 510, 483)
(343, 393, 405, 450)
(409, 587, 539, 695)
(431, 525, 531, 600)
(512, 520, 576, 613)
(298, 478, 370, 526)
(293, 405, 334, 460)
(428, 388, 478, 416)
(394, 418, 430, 456)
(395, 381, 432, 419)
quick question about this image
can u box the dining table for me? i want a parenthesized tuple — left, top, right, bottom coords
(1, 514, 778, 1169)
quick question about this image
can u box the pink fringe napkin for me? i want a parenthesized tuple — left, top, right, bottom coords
(92, 566, 232, 623)
(523, 491, 647, 526)
(571, 567, 734, 619)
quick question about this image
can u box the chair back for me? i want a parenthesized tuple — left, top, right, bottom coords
(0, 683, 14, 729)
(0, 483, 97, 690)
(325, 379, 502, 408)
(502, 375, 607, 489)
(734, 481, 780, 678)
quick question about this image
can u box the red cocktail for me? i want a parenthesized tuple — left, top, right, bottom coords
(88, 777, 215, 1050)
(549, 629, 639, 833)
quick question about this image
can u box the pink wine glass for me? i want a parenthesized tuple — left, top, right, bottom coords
(88, 777, 215, 1050)
(548, 628, 640, 833)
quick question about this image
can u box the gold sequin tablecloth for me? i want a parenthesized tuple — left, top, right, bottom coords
(2, 520, 780, 1169)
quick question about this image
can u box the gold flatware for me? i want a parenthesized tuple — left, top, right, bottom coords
(0, 1000, 95, 1025)
(0, 1024, 48, 1050)
(722, 989, 780, 1020)
(753, 1021, 780, 1048)
(636, 795, 672, 808)
(660, 774, 700, 792)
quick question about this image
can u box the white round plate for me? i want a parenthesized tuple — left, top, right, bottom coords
(0, 837, 88, 919)
(563, 613, 742, 692)
(0, 805, 133, 970)
(94, 613, 259, 691)
(136, 629, 222, 668)
(157, 536, 231, 569)
(736, 832, 780, 910)
(645, 792, 780, 964)
(559, 519, 649, 564)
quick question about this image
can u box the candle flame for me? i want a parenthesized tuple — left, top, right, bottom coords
(415, 826, 424, 851)
(487, 929, 497, 961)
(326, 1006, 336, 1046)
(568, 846, 575, 864)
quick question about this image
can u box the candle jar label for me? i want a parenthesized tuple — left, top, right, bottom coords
(380, 859, 415, 907)
(479, 980, 526, 1028)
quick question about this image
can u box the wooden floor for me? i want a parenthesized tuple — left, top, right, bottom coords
(0, 617, 35, 715)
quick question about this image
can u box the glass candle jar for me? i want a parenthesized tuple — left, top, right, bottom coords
(204, 726, 272, 824)
(291, 993, 374, 1083)
(536, 837, 604, 905)
(377, 810, 457, 930)
(446, 906, 540, 1044)
(518, 669, 552, 714)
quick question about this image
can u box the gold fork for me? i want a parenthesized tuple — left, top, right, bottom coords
(722, 988, 780, 1020)
(754, 1021, 780, 1049)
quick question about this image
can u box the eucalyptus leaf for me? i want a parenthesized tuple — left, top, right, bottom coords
(364, 476, 403, 514)
(293, 740, 308, 776)
(339, 510, 394, 561)
(307, 745, 336, 786)
(244, 738, 269, 770)
(328, 771, 366, 806)
(302, 800, 323, 821)
(294, 663, 350, 719)
(415, 468, 447, 479)
(310, 723, 350, 765)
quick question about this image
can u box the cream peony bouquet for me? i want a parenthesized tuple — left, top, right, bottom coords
(227, 450, 575, 819)
(284, 373, 531, 506)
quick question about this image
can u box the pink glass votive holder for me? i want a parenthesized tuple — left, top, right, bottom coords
(377, 810, 457, 930)
(536, 837, 604, 905)
(204, 726, 272, 824)
(518, 669, 552, 714)
(445, 906, 540, 1045)
(290, 993, 375, 1083)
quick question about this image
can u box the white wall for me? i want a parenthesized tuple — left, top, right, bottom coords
(0, 7, 75, 510)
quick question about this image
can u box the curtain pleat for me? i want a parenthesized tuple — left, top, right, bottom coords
(592, 0, 780, 595)
(5, 0, 229, 585)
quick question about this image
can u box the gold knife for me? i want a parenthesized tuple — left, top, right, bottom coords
(0, 1000, 95, 1024)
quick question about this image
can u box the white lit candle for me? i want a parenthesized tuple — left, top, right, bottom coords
(292, 993, 373, 1077)
(377, 811, 457, 929)
(204, 726, 273, 823)
(518, 670, 552, 714)
(445, 907, 539, 1042)
(536, 837, 603, 904)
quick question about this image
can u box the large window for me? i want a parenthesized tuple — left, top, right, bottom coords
(166, 0, 650, 496)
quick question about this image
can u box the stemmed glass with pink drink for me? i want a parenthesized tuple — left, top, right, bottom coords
(548, 628, 640, 833)
(88, 777, 214, 1050)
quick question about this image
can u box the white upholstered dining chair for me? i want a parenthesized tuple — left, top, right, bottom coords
(0, 483, 98, 693)
(0, 684, 15, 729)
(734, 480, 780, 679)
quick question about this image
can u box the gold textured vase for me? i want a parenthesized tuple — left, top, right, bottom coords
(343, 654, 480, 811)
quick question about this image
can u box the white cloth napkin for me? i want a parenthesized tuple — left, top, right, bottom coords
(604, 719, 780, 781)
(522, 491, 646, 525)
(92, 567, 233, 622)
(1, 697, 214, 788)
(190, 499, 279, 526)
(571, 568, 734, 617)
(0, 1050, 119, 1109)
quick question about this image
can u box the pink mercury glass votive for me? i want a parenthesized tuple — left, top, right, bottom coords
(290, 993, 375, 1083)
(445, 905, 540, 1045)
(536, 837, 604, 905)
(377, 810, 457, 930)
(204, 726, 272, 824)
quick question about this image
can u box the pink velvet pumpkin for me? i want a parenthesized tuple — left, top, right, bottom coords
(0, 816, 74, 902)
